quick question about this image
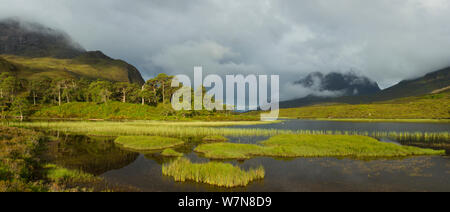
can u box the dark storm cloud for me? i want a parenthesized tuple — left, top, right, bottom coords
(1, 0, 449, 100)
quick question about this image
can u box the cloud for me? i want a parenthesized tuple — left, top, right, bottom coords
(1, 0, 450, 98)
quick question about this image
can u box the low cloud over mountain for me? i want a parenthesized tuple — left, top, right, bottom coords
(292, 72, 380, 98)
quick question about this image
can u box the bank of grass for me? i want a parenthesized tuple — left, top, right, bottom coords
(114, 136, 185, 151)
(202, 135, 229, 142)
(44, 164, 97, 184)
(33, 101, 259, 121)
(161, 148, 183, 157)
(9, 121, 285, 137)
(6, 121, 449, 143)
(162, 158, 264, 188)
(195, 134, 445, 160)
(279, 92, 450, 120)
(0, 126, 46, 192)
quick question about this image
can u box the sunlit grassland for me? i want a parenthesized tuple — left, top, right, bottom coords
(279, 91, 450, 120)
(162, 158, 264, 187)
(1, 54, 129, 82)
(195, 134, 445, 160)
(114, 136, 184, 151)
(5, 121, 449, 143)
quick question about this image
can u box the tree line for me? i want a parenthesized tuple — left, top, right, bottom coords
(0, 72, 179, 120)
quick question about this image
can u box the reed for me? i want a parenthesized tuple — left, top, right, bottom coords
(162, 158, 265, 188)
(5, 121, 449, 144)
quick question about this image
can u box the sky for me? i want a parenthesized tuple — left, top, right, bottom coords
(1, 0, 450, 100)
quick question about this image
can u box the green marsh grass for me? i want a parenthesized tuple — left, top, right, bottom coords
(114, 136, 184, 151)
(195, 134, 445, 159)
(162, 158, 264, 187)
(44, 164, 97, 183)
(161, 148, 183, 157)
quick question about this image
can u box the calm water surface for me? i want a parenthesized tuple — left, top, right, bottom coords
(43, 119, 450, 192)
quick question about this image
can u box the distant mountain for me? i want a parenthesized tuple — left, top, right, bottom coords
(0, 19, 145, 84)
(281, 72, 380, 108)
(280, 68, 450, 108)
(294, 72, 381, 96)
(372, 67, 450, 101)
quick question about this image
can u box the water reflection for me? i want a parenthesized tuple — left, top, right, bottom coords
(41, 119, 450, 192)
(42, 134, 139, 175)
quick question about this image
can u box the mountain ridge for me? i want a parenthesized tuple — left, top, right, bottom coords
(281, 67, 450, 108)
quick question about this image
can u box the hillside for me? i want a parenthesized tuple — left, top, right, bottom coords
(372, 67, 450, 101)
(0, 53, 144, 84)
(0, 19, 145, 84)
(279, 90, 450, 120)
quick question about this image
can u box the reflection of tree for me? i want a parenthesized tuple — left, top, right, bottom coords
(43, 134, 139, 175)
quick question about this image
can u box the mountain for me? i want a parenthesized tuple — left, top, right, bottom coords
(281, 72, 380, 108)
(280, 68, 450, 108)
(0, 19, 145, 84)
(371, 67, 450, 101)
(294, 72, 381, 96)
(0, 18, 84, 58)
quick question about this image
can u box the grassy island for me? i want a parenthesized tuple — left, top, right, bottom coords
(161, 148, 183, 157)
(195, 134, 445, 159)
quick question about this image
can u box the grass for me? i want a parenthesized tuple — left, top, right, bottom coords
(161, 148, 183, 157)
(8, 121, 285, 137)
(162, 158, 264, 188)
(279, 91, 450, 120)
(6, 121, 449, 144)
(202, 135, 229, 142)
(114, 136, 185, 151)
(195, 134, 445, 160)
(44, 164, 96, 183)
